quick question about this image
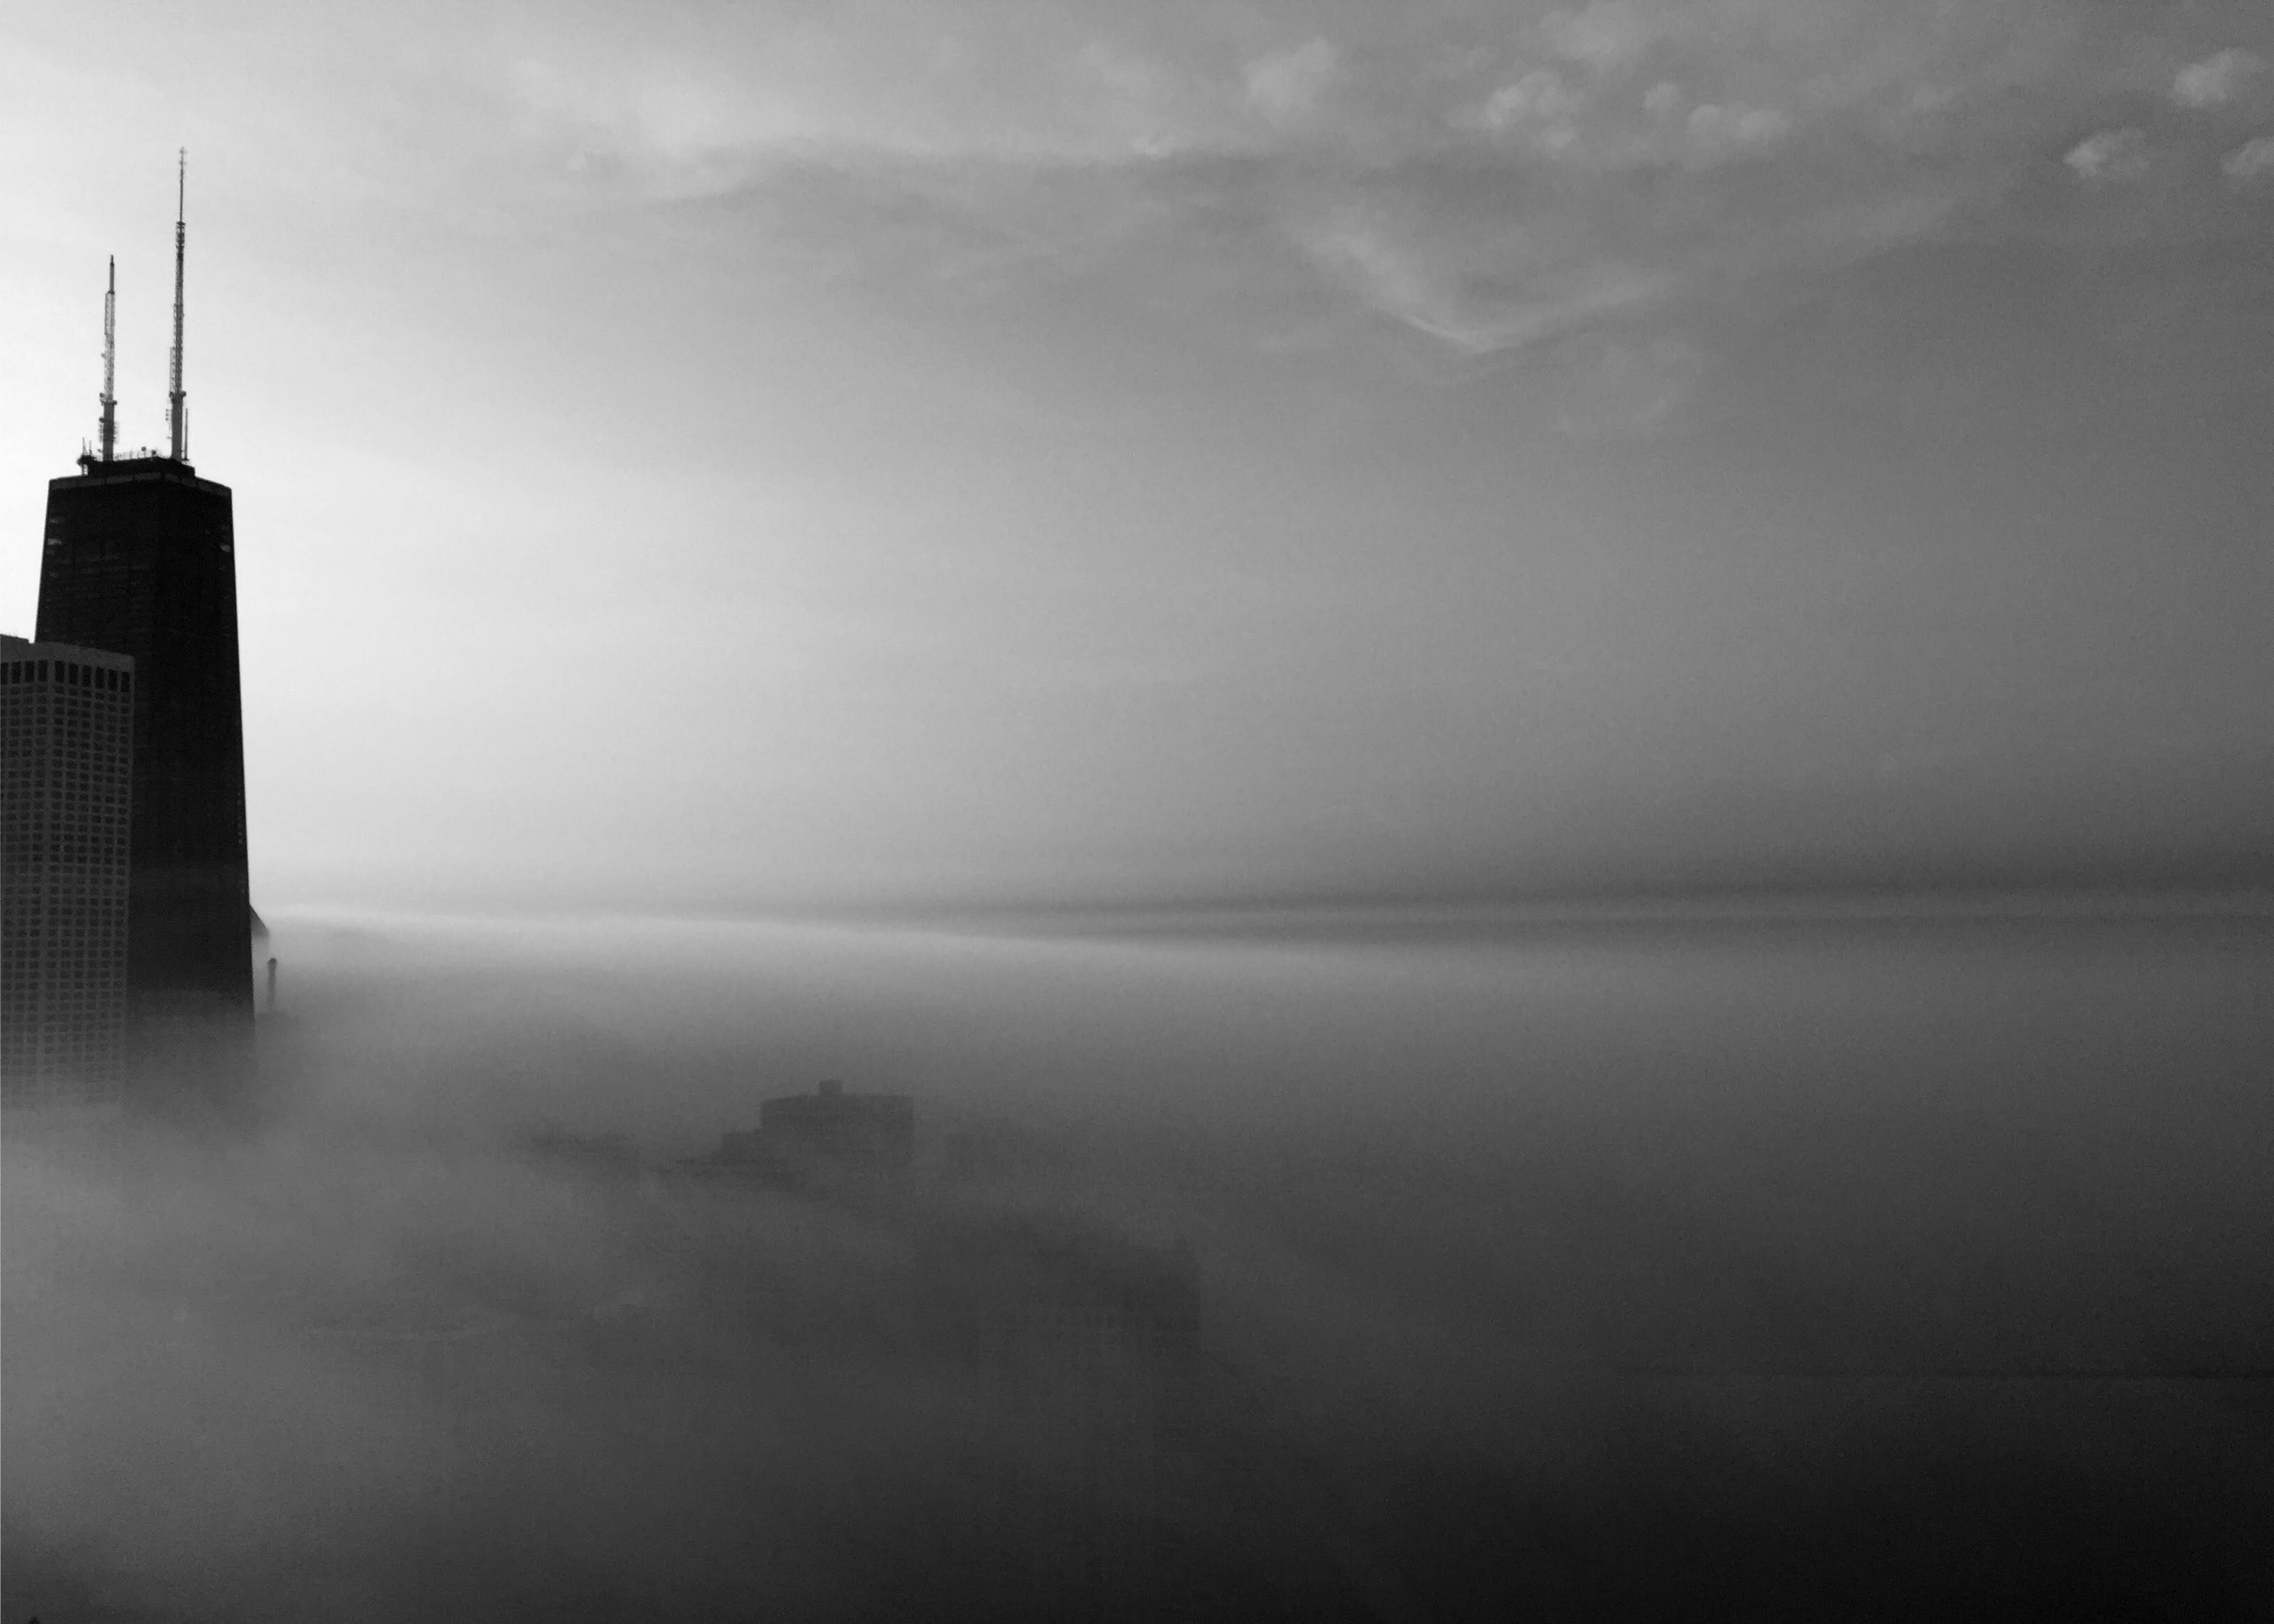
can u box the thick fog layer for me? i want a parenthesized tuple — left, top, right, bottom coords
(7, 909, 2273, 1619)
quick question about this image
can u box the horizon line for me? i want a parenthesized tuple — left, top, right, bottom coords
(253, 883, 2274, 944)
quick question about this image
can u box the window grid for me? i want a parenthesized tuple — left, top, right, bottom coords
(1, 652, 134, 1101)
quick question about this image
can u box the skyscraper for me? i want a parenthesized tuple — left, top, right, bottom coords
(1, 637, 137, 1104)
(30, 155, 254, 1075)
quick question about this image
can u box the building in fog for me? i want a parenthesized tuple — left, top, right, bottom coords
(1, 637, 137, 1103)
(755, 1078, 915, 1168)
(683, 1079, 917, 1186)
(29, 165, 255, 1077)
(919, 1214, 1204, 1621)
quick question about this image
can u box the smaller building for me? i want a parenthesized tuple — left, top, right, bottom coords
(679, 1079, 917, 1188)
(1, 635, 136, 1104)
(755, 1078, 915, 1169)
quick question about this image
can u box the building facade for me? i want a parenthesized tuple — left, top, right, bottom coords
(1, 636, 137, 1102)
(36, 454, 254, 1062)
(756, 1079, 917, 1169)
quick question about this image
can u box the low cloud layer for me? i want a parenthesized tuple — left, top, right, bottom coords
(7, 911, 2274, 1618)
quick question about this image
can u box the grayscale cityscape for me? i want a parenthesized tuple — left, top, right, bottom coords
(4, 5, 2273, 1619)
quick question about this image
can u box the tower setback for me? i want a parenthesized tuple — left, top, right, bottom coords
(1, 637, 137, 1102)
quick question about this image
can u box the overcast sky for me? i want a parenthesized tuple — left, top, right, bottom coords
(3, 1, 2270, 914)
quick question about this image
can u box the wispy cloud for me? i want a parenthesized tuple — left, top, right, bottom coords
(1469, 68, 1586, 156)
(1683, 102, 1794, 165)
(1548, 332, 1707, 439)
(1244, 38, 1340, 130)
(1538, 0, 1659, 74)
(2064, 127, 2150, 184)
(25, 0, 2263, 363)
(2173, 47, 2264, 111)
(2222, 135, 2274, 186)
(1296, 201, 1671, 355)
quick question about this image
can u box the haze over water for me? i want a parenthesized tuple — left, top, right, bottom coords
(8, 904, 2272, 1618)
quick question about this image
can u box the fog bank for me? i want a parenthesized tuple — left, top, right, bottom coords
(7, 909, 2273, 1618)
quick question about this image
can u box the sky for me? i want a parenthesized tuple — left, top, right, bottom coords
(3, 0, 2271, 915)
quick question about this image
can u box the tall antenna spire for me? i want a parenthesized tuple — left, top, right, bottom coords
(169, 148, 188, 463)
(100, 255, 118, 462)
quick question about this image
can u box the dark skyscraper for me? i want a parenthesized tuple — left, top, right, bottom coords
(31, 156, 254, 1072)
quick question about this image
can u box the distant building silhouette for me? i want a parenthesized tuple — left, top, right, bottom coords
(1, 637, 136, 1102)
(675, 1081, 916, 1188)
(755, 1078, 915, 1169)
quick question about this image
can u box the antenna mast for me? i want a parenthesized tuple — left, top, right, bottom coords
(100, 256, 117, 461)
(169, 149, 187, 463)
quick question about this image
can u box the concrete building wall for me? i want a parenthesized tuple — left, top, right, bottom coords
(759, 1080, 917, 1170)
(1, 636, 136, 1102)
